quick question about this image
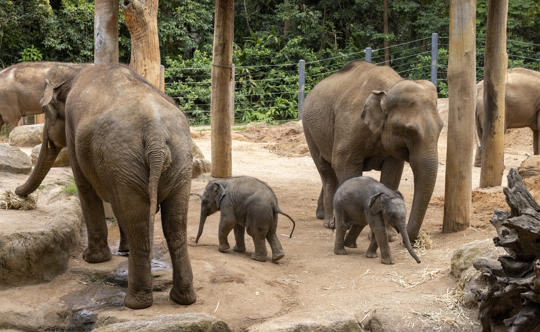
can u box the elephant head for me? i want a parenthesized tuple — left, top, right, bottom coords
(15, 79, 70, 196)
(362, 80, 443, 242)
(195, 181, 226, 243)
(369, 191, 421, 263)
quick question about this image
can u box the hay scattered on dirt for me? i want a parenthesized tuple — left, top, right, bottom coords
(0, 190, 37, 210)
(412, 230, 432, 254)
(387, 266, 443, 289)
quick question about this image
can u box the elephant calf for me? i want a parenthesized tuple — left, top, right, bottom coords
(195, 176, 295, 263)
(333, 176, 420, 265)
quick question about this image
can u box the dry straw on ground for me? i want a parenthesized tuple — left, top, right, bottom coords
(0, 190, 36, 210)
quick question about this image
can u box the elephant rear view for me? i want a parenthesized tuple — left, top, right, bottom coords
(16, 64, 196, 310)
(195, 176, 296, 263)
(302, 60, 443, 241)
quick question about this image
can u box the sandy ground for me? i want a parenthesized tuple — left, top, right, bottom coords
(0, 98, 535, 331)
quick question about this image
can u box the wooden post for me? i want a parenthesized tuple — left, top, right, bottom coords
(210, 0, 234, 178)
(383, 0, 390, 66)
(230, 63, 235, 124)
(479, 0, 508, 188)
(94, 0, 119, 64)
(443, 0, 476, 233)
(159, 64, 165, 92)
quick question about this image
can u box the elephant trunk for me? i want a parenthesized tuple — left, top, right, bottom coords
(407, 147, 438, 242)
(15, 134, 61, 197)
(195, 208, 208, 244)
(397, 222, 421, 263)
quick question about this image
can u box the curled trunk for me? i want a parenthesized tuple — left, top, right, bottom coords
(407, 148, 438, 242)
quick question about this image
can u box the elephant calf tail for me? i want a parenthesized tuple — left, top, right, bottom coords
(277, 209, 296, 238)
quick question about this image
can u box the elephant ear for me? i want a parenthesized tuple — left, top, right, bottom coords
(368, 192, 385, 215)
(394, 190, 404, 200)
(361, 90, 387, 135)
(40, 79, 68, 124)
(213, 182, 226, 208)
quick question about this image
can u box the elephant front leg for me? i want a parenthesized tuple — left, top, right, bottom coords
(365, 230, 379, 259)
(233, 224, 246, 252)
(161, 185, 196, 306)
(218, 216, 235, 252)
(380, 158, 403, 242)
(372, 224, 393, 265)
(334, 217, 348, 255)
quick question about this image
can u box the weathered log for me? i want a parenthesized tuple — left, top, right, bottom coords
(475, 168, 540, 332)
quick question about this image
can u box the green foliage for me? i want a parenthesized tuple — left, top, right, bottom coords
(62, 183, 77, 196)
(19, 45, 43, 62)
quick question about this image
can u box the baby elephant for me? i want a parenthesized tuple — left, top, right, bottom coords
(195, 176, 295, 263)
(333, 176, 421, 265)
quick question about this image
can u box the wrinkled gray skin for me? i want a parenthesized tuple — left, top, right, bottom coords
(195, 176, 296, 263)
(302, 60, 443, 242)
(15, 64, 196, 310)
(0, 62, 86, 133)
(475, 68, 540, 167)
(333, 176, 420, 265)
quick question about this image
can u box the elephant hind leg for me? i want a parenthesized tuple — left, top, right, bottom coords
(534, 129, 539, 155)
(267, 230, 284, 263)
(161, 185, 196, 306)
(313, 157, 338, 228)
(233, 224, 246, 252)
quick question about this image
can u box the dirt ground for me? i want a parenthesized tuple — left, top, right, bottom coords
(1, 98, 535, 331)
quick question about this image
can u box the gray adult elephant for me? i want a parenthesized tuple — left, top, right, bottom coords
(474, 68, 540, 167)
(16, 64, 196, 309)
(302, 60, 443, 241)
(0, 62, 85, 133)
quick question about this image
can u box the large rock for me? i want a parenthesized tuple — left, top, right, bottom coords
(0, 144, 32, 174)
(91, 313, 231, 332)
(450, 239, 503, 279)
(192, 141, 210, 178)
(8, 124, 43, 147)
(247, 311, 365, 332)
(518, 155, 540, 200)
(0, 193, 82, 286)
(31, 144, 70, 167)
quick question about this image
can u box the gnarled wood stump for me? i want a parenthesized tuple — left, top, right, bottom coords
(475, 168, 540, 332)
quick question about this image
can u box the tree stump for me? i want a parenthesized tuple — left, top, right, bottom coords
(475, 168, 540, 332)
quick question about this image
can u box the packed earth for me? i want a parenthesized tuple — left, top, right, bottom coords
(0, 99, 537, 331)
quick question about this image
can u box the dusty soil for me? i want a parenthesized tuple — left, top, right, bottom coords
(0, 99, 536, 331)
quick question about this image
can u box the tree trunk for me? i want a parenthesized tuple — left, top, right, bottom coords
(383, 0, 390, 66)
(283, 0, 290, 36)
(210, 0, 234, 178)
(94, 0, 119, 64)
(443, 0, 476, 233)
(479, 0, 508, 188)
(122, 0, 160, 88)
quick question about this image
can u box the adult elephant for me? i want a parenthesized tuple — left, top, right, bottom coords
(302, 60, 443, 242)
(16, 64, 196, 309)
(0, 62, 86, 133)
(474, 68, 540, 167)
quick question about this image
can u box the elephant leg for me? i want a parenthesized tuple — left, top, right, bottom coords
(118, 225, 129, 254)
(334, 210, 348, 255)
(534, 130, 539, 155)
(372, 222, 393, 265)
(365, 230, 378, 259)
(380, 158, 403, 242)
(161, 184, 196, 306)
(233, 224, 246, 252)
(267, 232, 284, 262)
(6, 120, 18, 134)
(72, 163, 111, 264)
(218, 216, 235, 252)
(313, 157, 338, 228)
(344, 224, 365, 248)
(316, 189, 324, 220)
(112, 194, 153, 309)
(251, 234, 268, 262)
(474, 116, 483, 167)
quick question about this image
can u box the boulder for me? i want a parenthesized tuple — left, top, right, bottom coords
(450, 239, 504, 279)
(518, 155, 540, 200)
(8, 124, 43, 147)
(0, 144, 32, 174)
(247, 311, 365, 332)
(91, 313, 231, 332)
(31, 144, 70, 167)
(192, 141, 210, 178)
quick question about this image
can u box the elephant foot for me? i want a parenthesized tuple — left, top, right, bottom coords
(365, 251, 378, 259)
(271, 252, 285, 263)
(334, 247, 347, 255)
(251, 253, 267, 262)
(218, 243, 230, 253)
(170, 286, 196, 306)
(118, 242, 129, 253)
(83, 247, 112, 263)
(233, 245, 246, 253)
(316, 207, 325, 220)
(124, 291, 153, 309)
(323, 218, 335, 229)
(344, 240, 357, 248)
(387, 230, 398, 243)
(381, 257, 394, 265)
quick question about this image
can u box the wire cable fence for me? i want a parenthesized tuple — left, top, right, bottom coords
(164, 35, 539, 125)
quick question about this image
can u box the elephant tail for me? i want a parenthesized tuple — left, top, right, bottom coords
(277, 209, 296, 238)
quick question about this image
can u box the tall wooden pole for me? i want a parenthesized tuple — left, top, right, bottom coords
(383, 0, 390, 66)
(443, 0, 476, 233)
(479, 0, 508, 188)
(94, 0, 119, 64)
(210, 0, 234, 178)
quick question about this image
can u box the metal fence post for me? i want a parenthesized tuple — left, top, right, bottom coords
(298, 59, 305, 120)
(365, 47, 372, 63)
(431, 33, 439, 88)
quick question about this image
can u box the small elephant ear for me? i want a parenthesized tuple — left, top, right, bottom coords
(394, 190, 404, 200)
(368, 192, 385, 215)
(40, 79, 55, 107)
(361, 90, 387, 135)
(213, 182, 226, 208)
